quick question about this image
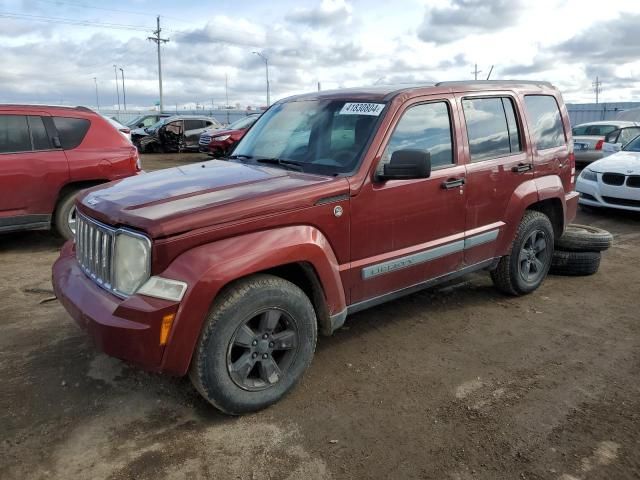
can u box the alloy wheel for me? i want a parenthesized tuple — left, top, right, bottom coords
(226, 309, 299, 391)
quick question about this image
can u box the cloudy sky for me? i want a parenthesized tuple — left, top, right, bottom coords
(1, 0, 639, 110)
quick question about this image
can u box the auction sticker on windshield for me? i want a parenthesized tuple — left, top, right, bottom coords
(339, 103, 385, 116)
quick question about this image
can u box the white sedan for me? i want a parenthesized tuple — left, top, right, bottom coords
(576, 134, 640, 212)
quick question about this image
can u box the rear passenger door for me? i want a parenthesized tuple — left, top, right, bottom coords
(184, 120, 207, 149)
(0, 113, 69, 227)
(456, 94, 532, 265)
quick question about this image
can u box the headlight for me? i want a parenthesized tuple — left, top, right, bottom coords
(213, 134, 230, 141)
(113, 230, 151, 296)
(580, 169, 597, 182)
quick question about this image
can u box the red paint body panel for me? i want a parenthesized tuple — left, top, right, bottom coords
(0, 105, 139, 231)
(52, 82, 579, 376)
(207, 126, 249, 155)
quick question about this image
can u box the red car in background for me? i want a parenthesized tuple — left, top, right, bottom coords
(199, 114, 260, 157)
(0, 105, 140, 239)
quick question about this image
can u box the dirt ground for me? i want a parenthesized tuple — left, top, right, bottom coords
(1, 153, 639, 479)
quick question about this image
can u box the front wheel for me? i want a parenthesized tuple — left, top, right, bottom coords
(491, 210, 554, 296)
(189, 274, 317, 415)
(54, 189, 80, 240)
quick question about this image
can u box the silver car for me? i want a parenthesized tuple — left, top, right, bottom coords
(572, 120, 639, 165)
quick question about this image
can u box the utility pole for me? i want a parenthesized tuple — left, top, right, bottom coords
(225, 73, 230, 124)
(471, 64, 482, 81)
(148, 15, 169, 112)
(119, 67, 126, 111)
(93, 77, 99, 110)
(318, 81, 321, 91)
(593, 76, 602, 104)
(113, 65, 121, 112)
(253, 51, 270, 106)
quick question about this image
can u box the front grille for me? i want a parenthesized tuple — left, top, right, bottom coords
(75, 213, 116, 289)
(602, 172, 625, 186)
(199, 135, 212, 145)
(602, 196, 640, 208)
(580, 193, 597, 201)
(627, 176, 640, 188)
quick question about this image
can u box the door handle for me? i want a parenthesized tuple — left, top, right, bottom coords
(511, 163, 533, 173)
(441, 177, 465, 189)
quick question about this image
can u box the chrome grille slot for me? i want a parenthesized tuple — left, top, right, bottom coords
(75, 213, 115, 289)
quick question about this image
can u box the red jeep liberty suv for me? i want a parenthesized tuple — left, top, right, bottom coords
(53, 81, 578, 414)
(0, 105, 140, 239)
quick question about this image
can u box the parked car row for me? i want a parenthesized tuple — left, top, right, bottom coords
(572, 120, 639, 165)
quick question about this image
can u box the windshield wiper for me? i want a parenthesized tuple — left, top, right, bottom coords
(228, 154, 253, 160)
(256, 157, 304, 171)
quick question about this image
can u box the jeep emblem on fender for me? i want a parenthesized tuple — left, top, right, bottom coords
(333, 205, 343, 217)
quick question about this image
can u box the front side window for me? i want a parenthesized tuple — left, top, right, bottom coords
(377, 101, 454, 174)
(52, 116, 90, 150)
(524, 95, 566, 150)
(0, 115, 31, 153)
(462, 97, 522, 162)
(184, 120, 203, 131)
(232, 99, 384, 175)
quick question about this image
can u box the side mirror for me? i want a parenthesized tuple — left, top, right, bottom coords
(380, 149, 431, 180)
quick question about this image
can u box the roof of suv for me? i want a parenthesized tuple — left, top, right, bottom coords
(0, 104, 98, 115)
(280, 80, 558, 103)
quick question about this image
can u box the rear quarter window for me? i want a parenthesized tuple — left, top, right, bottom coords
(524, 95, 566, 150)
(53, 116, 91, 150)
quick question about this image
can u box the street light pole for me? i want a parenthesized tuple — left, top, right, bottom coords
(119, 67, 126, 111)
(113, 64, 121, 112)
(93, 77, 99, 110)
(253, 51, 270, 107)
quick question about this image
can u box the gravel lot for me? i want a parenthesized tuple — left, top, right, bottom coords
(2, 153, 639, 479)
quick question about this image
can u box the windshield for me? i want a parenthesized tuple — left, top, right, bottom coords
(622, 134, 640, 152)
(572, 124, 618, 136)
(229, 115, 259, 130)
(231, 100, 384, 175)
(146, 118, 166, 132)
(126, 115, 145, 128)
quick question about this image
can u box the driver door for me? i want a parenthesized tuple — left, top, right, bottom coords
(348, 97, 468, 304)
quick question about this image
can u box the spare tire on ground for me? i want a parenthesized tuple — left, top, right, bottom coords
(555, 224, 613, 252)
(550, 250, 601, 276)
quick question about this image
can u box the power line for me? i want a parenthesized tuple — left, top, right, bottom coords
(32, 0, 152, 18)
(0, 11, 152, 32)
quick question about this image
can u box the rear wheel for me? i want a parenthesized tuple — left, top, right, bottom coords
(189, 274, 317, 415)
(54, 189, 80, 240)
(491, 210, 554, 296)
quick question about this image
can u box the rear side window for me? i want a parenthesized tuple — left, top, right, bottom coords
(379, 101, 454, 173)
(185, 120, 205, 130)
(53, 116, 91, 150)
(524, 95, 566, 150)
(28, 116, 51, 150)
(462, 97, 522, 162)
(0, 115, 31, 153)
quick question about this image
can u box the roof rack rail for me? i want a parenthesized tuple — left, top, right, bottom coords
(435, 80, 553, 88)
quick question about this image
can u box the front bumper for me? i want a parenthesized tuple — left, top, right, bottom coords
(52, 242, 180, 372)
(576, 177, 640, 212)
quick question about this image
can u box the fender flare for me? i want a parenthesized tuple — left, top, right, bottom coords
(498, 176, 566, 256)
(158, 225, 346, 375)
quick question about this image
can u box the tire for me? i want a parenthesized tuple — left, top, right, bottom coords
(54, 189, 80, 240)
(189, 274, 317, 415)
(550, 250, 601, 276)
(555, 224, 612, 252)
(491, 210, 554, 296)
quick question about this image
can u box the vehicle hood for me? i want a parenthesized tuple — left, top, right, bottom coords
(208, 127, 243, 138)
(78, 160, 346, 238)
(588, 151, 640, 173)
(131, 127, 151, 136)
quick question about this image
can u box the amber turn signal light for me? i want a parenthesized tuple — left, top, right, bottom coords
(160, 313, 176, 346)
